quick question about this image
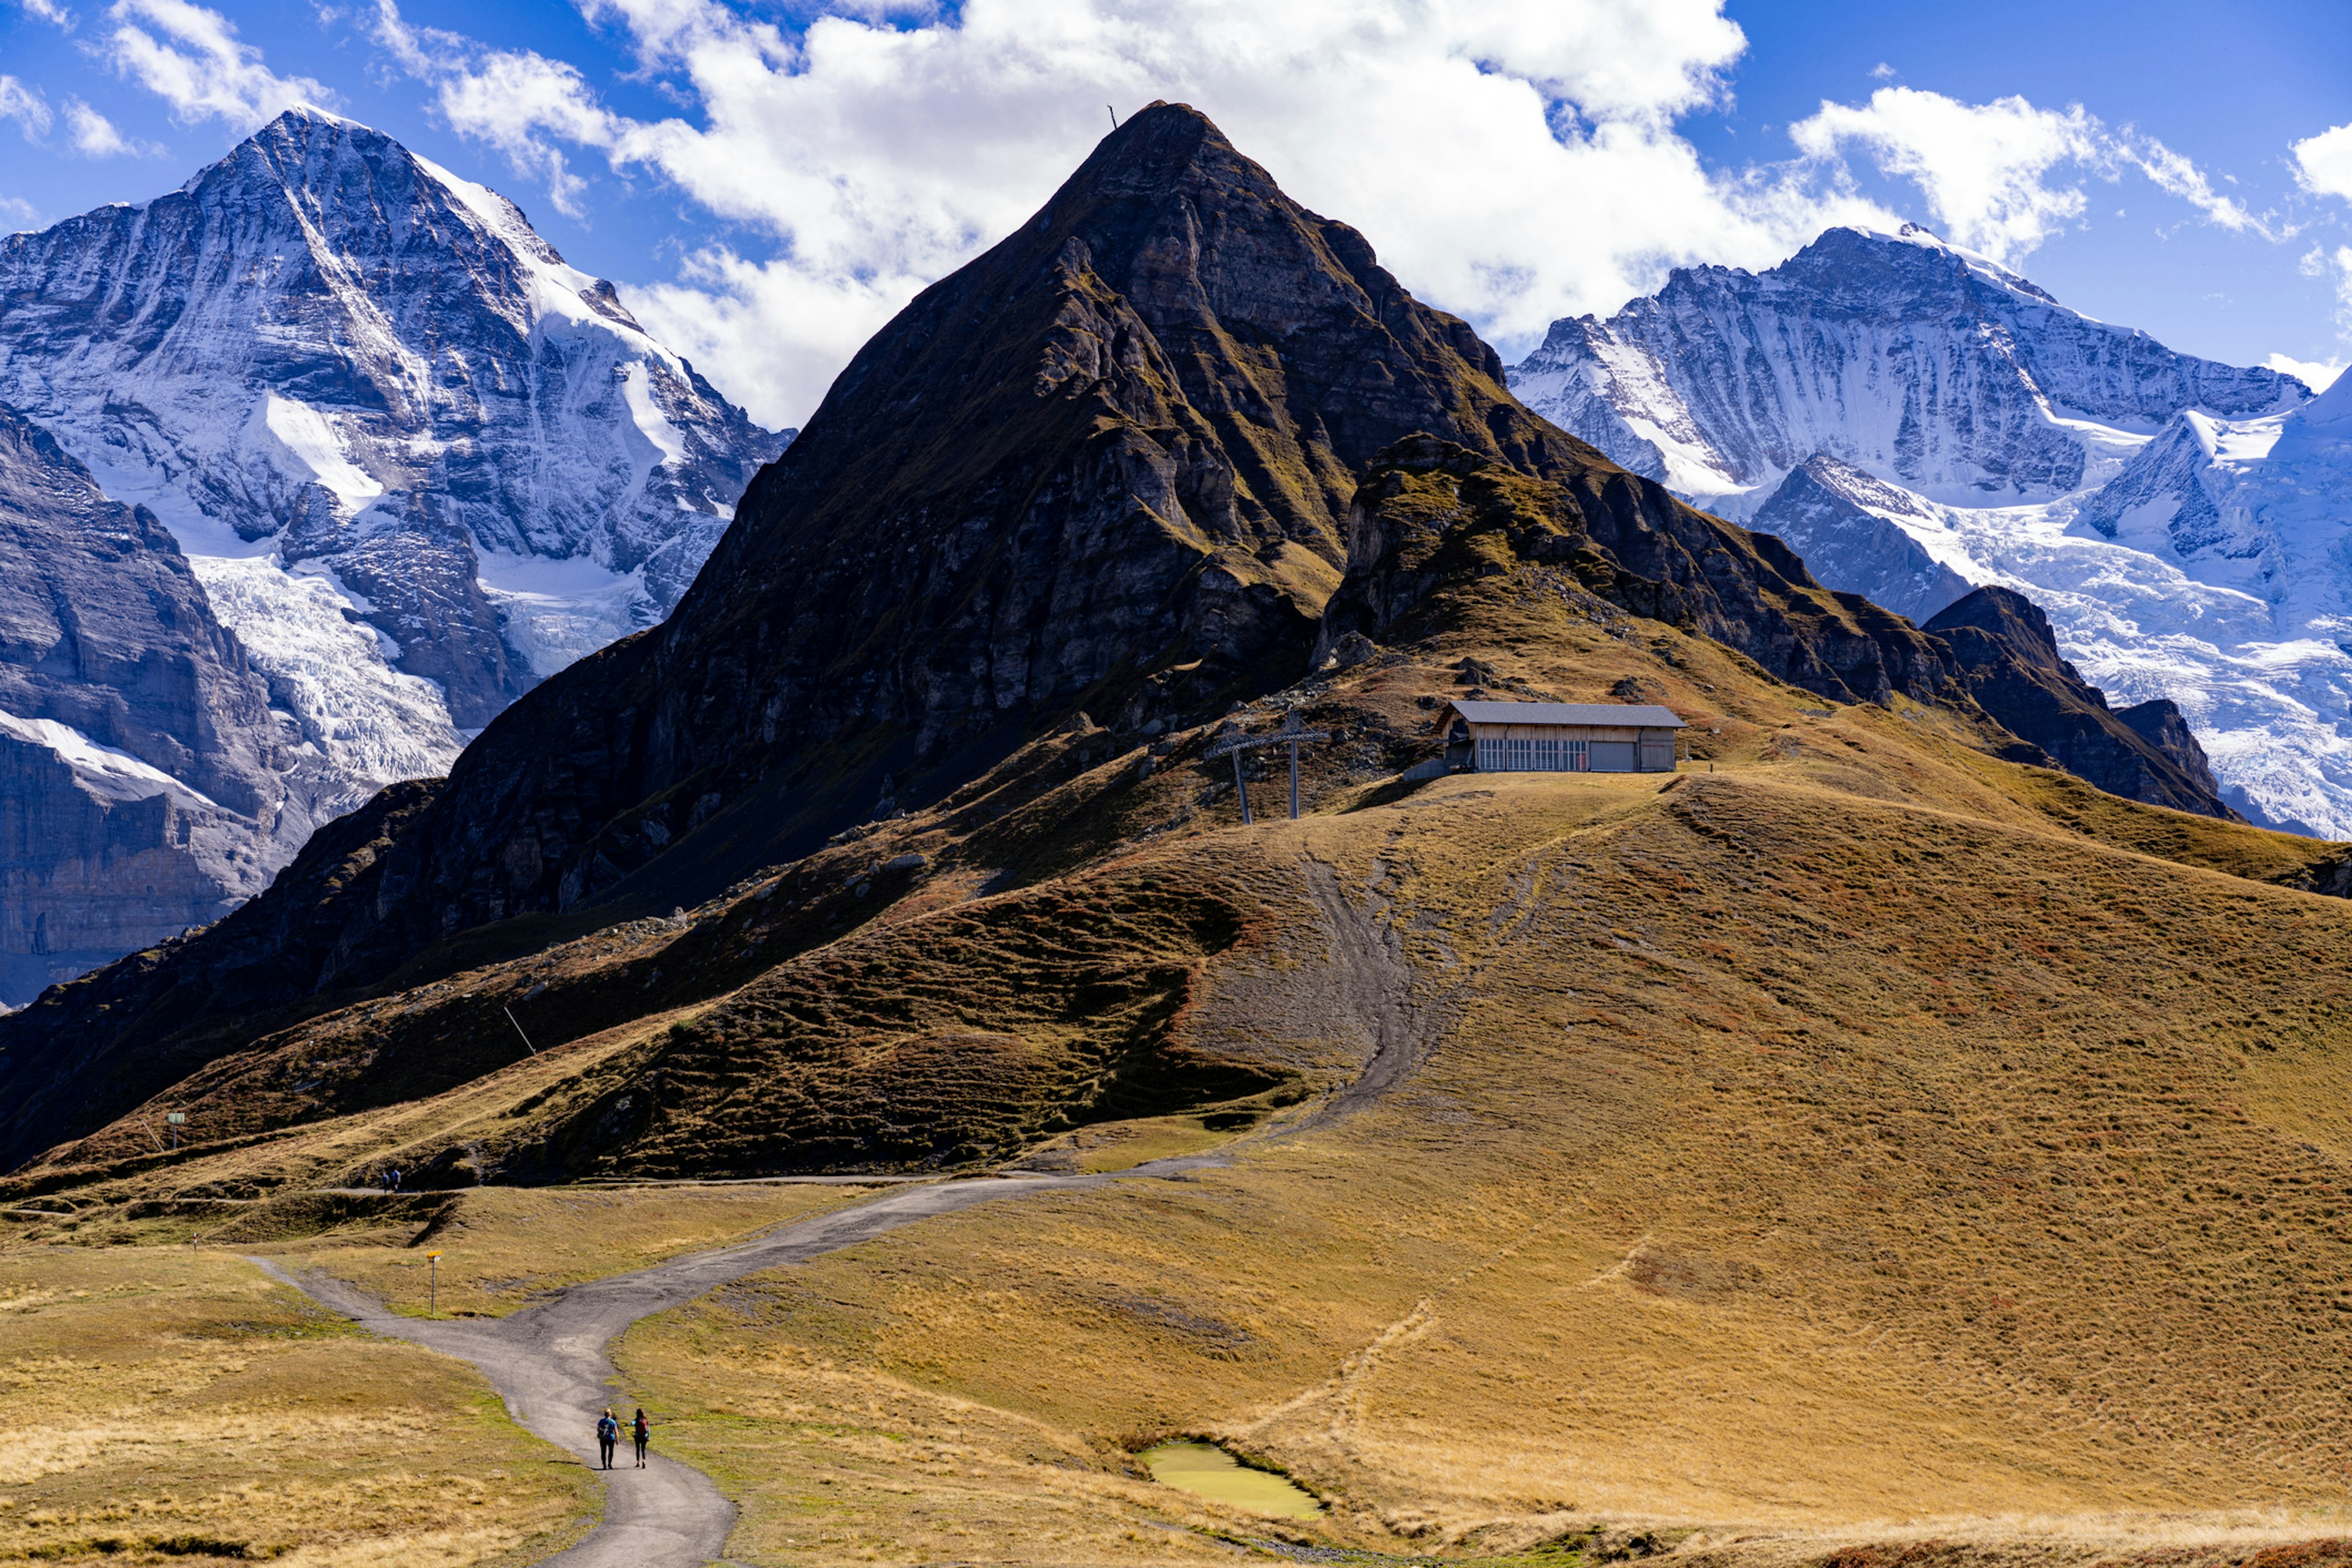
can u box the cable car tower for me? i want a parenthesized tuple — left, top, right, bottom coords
(1203, 711, 1331, 824)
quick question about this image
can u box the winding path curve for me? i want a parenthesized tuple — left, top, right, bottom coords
(254, 1161, 1223, 1566)
(254, 855, 1437, 1565)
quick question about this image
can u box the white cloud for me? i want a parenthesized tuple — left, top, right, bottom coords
(0, 193, 37, 228)
(17, 0, 74, 26)
(369, 1, 2288, 429)
(2293, 123, 2352, 203)
(64, 97, 149, 156)
(1789, 89, 2278, 260)
(1789, 89, 2109, 261)
(2316, 245, 2352, 341)
(104, 0, 330, 130)
(0, 76, 55, 140)
(2264, 352, 2343, 393)
(2124, 133, 2274, 237)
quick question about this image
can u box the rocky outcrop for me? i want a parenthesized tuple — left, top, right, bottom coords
(0, 404, 330, 1006)
(1922, 587, 2236, 819)
(2114, 698, 2226, 799)
(1749, 454, 1973, 623)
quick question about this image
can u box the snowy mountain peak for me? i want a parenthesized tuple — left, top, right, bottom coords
(1513, 229, 2305, 518)
(0, 113, 787, 775)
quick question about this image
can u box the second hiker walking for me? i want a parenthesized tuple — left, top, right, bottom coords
(596, 1409, 617, 1469)
(632, 1408, 650, 1468)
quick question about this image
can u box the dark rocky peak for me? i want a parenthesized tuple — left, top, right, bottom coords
(0, 104, 1615, 1164)
(1749, 456, 1972, 625)
(2115, 697, 2226, 799)
(698, 101, 1550, 625)
(1924, 585, 2078, 683)
(1924, 587, 2235, 820)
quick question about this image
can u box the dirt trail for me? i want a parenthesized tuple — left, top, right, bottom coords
(1297, 857, 1453, 1127)
(253, 868, 1445, 1566)
(256, 1161, 1227, 1566)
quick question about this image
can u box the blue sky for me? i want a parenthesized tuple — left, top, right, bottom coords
(4, 0, 2351, 428)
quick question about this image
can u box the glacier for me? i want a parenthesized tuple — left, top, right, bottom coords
(1510, 224, 2352, 838)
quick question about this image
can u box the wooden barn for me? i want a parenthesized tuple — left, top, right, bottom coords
(1447, 700, 1686, 774)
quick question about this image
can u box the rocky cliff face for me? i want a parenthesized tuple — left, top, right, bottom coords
(1921, 587, 2236, 819)
(1746, 455, 1972, 624)
(1510, 225, 2301, 517)
(0, 405, 332, 1005)
(0, 105, 785, 772)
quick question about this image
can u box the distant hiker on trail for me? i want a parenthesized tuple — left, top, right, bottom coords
(596, 1410, 617, 1469)
(632, 1408, 650, 1468)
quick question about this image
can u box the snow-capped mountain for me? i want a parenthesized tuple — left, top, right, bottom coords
(1514, 225, 2301, 519)
(0, 107, 785, 1000)
(1509, 225, 2352, 837)
(0, 106, 786, 788)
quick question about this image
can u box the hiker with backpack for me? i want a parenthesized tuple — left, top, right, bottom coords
(596, 1409, 618, 1469)
(632, 1408, 650, 1468)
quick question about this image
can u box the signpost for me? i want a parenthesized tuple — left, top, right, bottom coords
(426, 1251, 442, 1316)
(1202, 712, 1333, 824)
(164, 1110, 186, 1151)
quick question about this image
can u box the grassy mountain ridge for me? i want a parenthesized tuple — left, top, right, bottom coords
(0, 101, 2170, 1172)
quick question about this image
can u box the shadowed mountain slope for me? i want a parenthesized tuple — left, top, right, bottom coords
(0, 105, 2263, 1173)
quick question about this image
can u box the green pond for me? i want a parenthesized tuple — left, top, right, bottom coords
(1138, 1440, 1321, 1518)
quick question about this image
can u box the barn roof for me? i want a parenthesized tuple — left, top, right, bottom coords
(1450, 699, 1687, 728)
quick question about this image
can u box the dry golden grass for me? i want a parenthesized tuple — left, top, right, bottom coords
(17, 574, 2352, 1567)
(0, 1248, 592, 1567)
(1008, 1112, 1252, 1174)
(261, 1181, 891, 1319)
(608, 763, 2352, 1564)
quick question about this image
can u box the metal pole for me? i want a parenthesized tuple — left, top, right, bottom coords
(1231, 750, 1252, 826)
(1289, 739, 1300, 820)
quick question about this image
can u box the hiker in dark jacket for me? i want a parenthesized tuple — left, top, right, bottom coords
(632, 1408, 650, 1468)
(596, 1410, 617, 1469)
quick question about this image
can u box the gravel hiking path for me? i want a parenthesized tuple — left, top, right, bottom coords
(249, 864, 1444, 1566)
(251, 1161, 1227, 1566)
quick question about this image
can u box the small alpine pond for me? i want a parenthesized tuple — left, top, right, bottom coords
(1138, 1440, 1321, 1518)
